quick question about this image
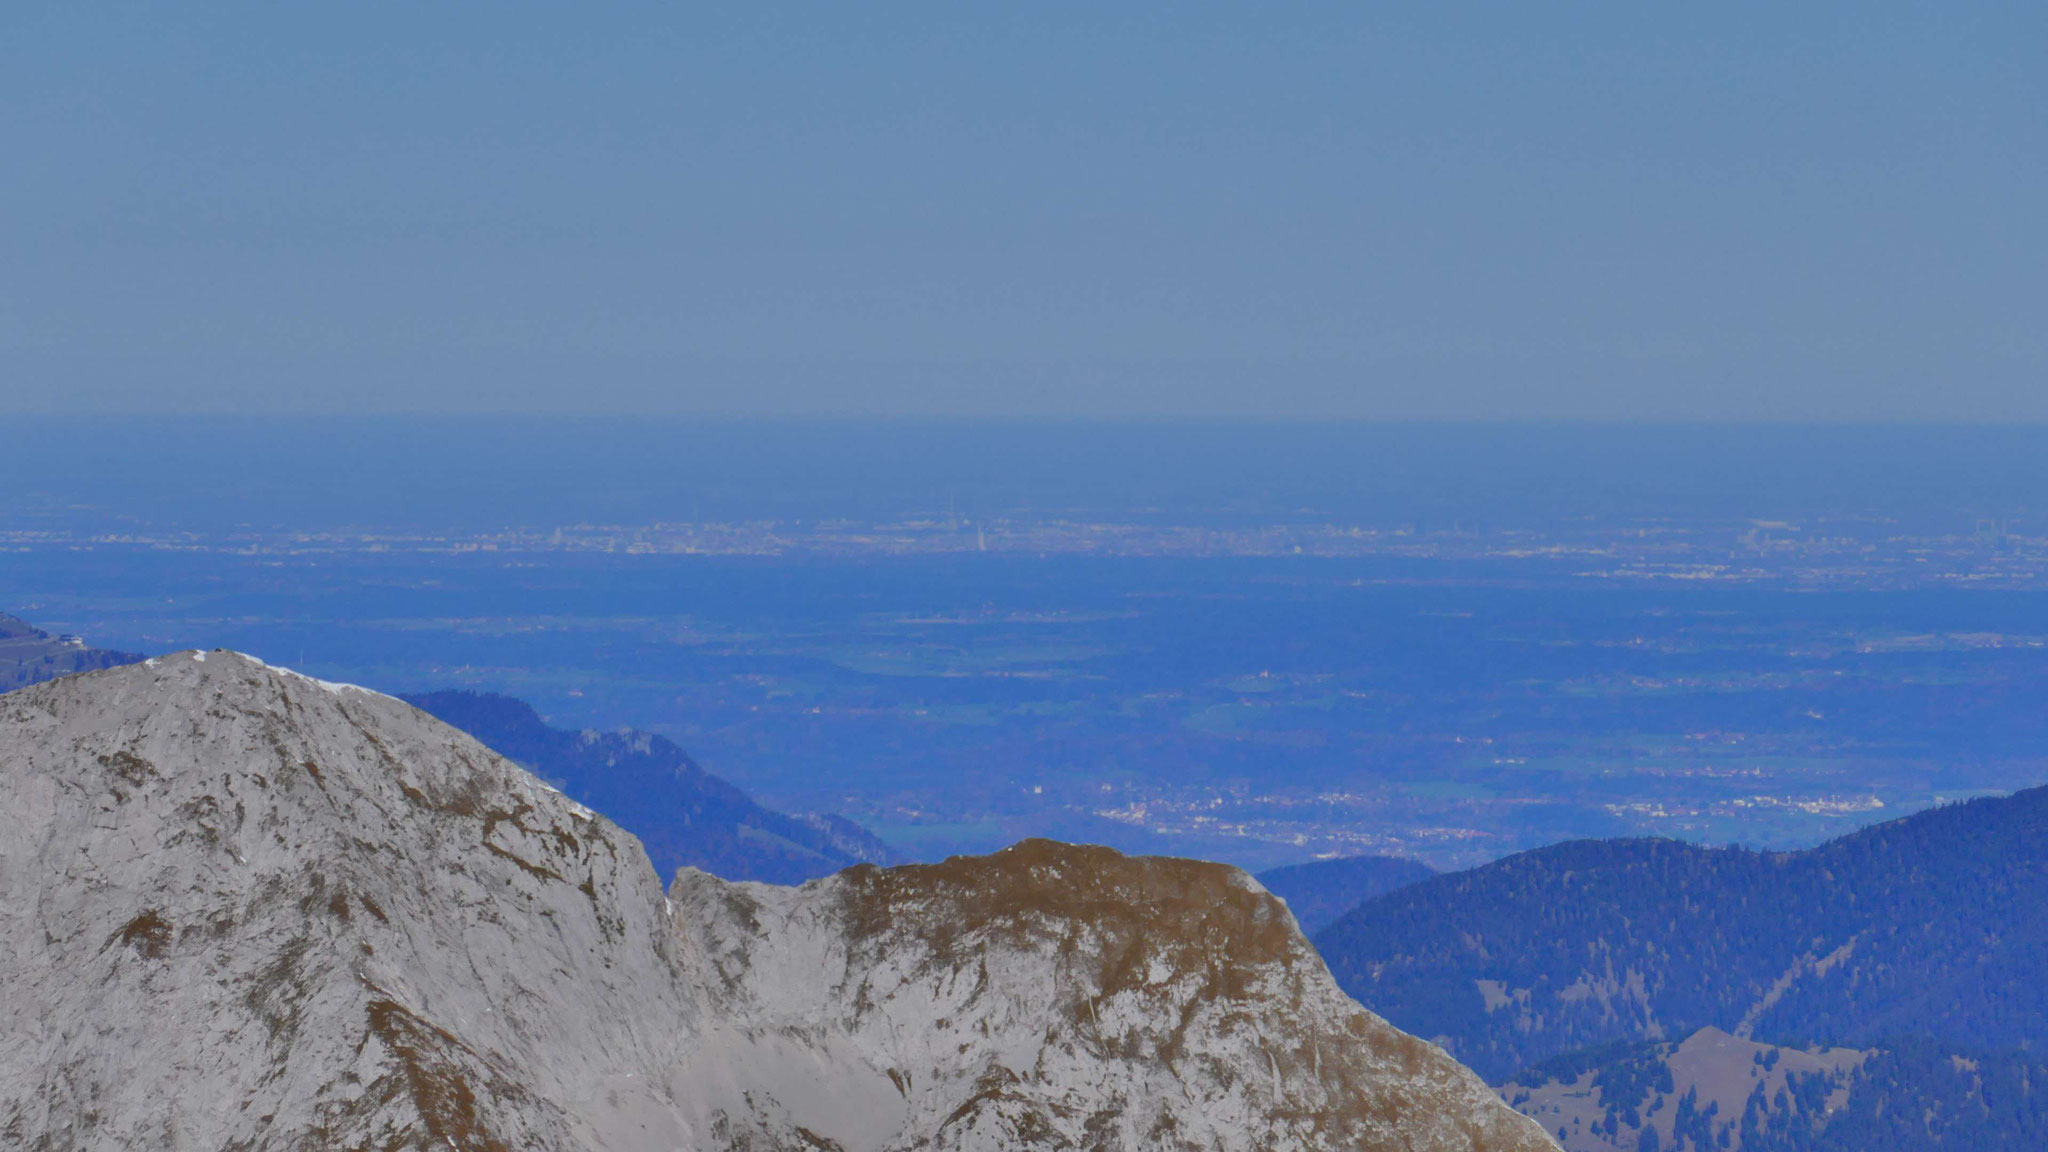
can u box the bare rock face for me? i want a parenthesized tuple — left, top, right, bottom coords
(0, 652, 1553, 1152)
(670, 846, 1553, 1151)
(0, 650, 693, 1151)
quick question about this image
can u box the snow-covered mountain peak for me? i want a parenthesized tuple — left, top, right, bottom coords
(1, 653, 1554, 1150)
(0, 651, 687, 1149)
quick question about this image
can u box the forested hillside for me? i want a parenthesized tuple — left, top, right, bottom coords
(1256, 854, 1435, 935)
(1313, 786, 2048, 1150)
(1503, 1031, 2048, 1152)
(1318, 786, 2048, 1080)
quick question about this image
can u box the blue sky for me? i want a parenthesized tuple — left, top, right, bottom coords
(3, 3, 2042, 418)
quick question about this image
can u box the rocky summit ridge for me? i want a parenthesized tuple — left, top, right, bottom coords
(0, 651, 1554, 1151)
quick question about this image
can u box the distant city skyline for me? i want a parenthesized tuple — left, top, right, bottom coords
(4, 3, 2042, 419)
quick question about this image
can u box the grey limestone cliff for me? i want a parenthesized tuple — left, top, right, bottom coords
(0, 651, 1554, 1151)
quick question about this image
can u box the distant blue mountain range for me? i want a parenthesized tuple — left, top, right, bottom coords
(1254, 854, 1435, 936)
(404, 690, 898, 886)
(1, 612, 140, 692)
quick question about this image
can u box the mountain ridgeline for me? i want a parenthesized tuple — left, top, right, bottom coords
(404, 689, 896, 885)
(1316, 786, 2048, 1150)
(0, 652, 1556, 1151)
(1320, 788, 2048, 1077)
(1256, 854, 1437, 936)
(1, 611, 141, 692)
(1, 610, 894, 889)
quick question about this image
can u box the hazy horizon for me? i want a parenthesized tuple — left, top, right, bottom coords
(13, 415, 2048, 534)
